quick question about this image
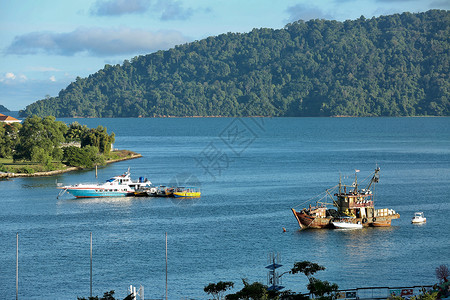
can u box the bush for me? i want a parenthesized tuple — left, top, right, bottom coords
(63, 146, 105, 168)
(31, 147, 52, 166)
(52, 147, 64, 162)
(18, 166, 36, 174)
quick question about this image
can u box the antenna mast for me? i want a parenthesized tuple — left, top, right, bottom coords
(266, 252, 284, 291)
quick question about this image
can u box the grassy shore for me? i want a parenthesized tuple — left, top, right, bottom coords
(0, 150, 142, 178)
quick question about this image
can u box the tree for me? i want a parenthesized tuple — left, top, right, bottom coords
(66, 121, 88, 142)
(0, 122, 20, 158)
(31, 146, 52, 166)
(63, 146, 105, 168)
(306, 278, 338, 298)
(13, 115, 66, 161)
(225, 279, 277, 300)
(2, 115, 116, 172)
(291, 261, 325, 279)
(435, 265, 449, 283)
(81, 126, 115, 155)
(204, 281, 234, 300)
(291, 261, 338, 299)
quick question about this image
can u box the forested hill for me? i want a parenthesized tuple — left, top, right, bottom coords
(0, 105, 10, 112)
(21, 10, 449, 118)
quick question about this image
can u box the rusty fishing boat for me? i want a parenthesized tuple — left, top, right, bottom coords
(291, 167, 400, 229)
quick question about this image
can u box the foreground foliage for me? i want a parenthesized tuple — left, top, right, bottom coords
(225, 279, 278, 300)
(204, 281, 235, 300)
(21, 10, 449, 118)
(77, 290, 133, 300)
(435, 264, 449, 283)
(290, 261, 338, 299)
(203, 261, 338, 300)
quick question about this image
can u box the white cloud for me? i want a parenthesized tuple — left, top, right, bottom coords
(49, 75, 56, 82)
(6, 27, 188, 56)
(5, 73, 16, 80)
(1, 72, 27, 83)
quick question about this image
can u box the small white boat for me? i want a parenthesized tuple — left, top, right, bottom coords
(58, 168, 153, 198)
(411, 212, 426, 224)
(332, 217, 363, 229)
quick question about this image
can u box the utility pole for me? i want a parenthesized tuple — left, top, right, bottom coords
(90, 232, 93, 298)
(165, 232, 168, 300)
(16, 233, 19, 300)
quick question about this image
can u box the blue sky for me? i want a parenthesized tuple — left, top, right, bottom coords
(0, 0, 448, 111)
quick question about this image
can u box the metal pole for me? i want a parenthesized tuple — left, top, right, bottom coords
(16, 233, 18, 300)
(165, 232, 168, 300)
(90, 232, 93, 298)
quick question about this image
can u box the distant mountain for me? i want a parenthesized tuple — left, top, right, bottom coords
(21, 10, 449, 118)
(0, 105, 10, 112)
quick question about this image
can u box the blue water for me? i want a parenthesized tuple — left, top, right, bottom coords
(1, 117, 449, 299)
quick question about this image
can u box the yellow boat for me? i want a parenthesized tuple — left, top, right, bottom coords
(173, 187, 201, 198)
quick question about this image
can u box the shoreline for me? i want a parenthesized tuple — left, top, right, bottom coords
(8, 114, 449, 120)
(0, 153, 142, 179)
(64, 115, 449, 118)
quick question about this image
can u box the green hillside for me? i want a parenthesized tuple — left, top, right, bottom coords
(21, 10, 449, 118)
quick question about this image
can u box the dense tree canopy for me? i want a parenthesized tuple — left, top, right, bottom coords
(0, 122, 20, 158)
(13, 116, 67, 162)
(21, 10, 449, 118)
(80, 125, 115, 155)
(0, 116, 115, 171)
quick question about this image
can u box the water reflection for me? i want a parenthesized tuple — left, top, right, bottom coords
(21, 178, 62, 189)
(293, 226, 400, 270)
(56, 196, 138, 212)
(169, 196, 201, 208)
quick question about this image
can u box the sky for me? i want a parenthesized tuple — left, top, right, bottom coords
(0, 0, 448, 111)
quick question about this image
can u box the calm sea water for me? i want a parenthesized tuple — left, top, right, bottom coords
(0, 117, 449, 299)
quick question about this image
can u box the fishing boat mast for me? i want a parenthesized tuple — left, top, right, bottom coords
(353, 169, 359, 193)
(339, 173, 342, 195)
(367, 166, 380, 191)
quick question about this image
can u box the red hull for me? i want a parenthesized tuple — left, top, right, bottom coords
(291, 208, 333, 229)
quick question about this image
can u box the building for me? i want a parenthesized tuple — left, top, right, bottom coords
(0, 113, 21, 123)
